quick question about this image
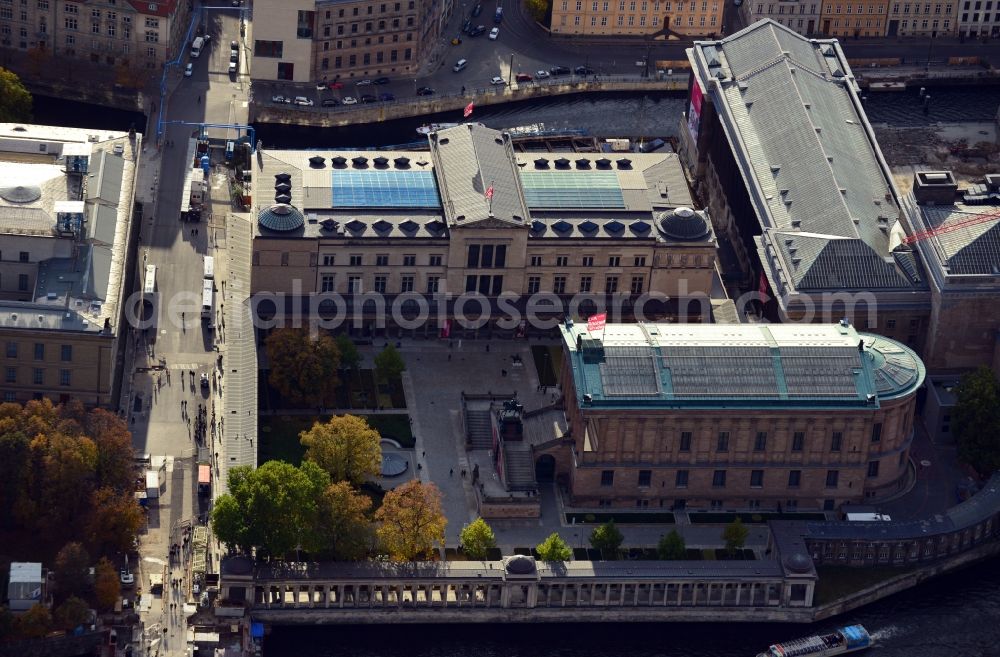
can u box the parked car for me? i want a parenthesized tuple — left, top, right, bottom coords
(489, 26, 500, 40)
(293, 96, 314, 106)
(230, 40, 238, 50)
(316, 82, 328, 90)
(271, 95, 291, 103)
(416, 86, 435, 95)
(574, 65, 595, 75)
(355, 79, 373, 86)
(184, 63, 193, 77)
(342, 96, 359, 104)
(228, 61, 237, 75)
(472, 2, 482, 15)
(462, 18, 473, 33)
(453, 58, 468, 72)
(490, 75, 506, 85)
(515, 72, 533, 82)
(360, 94, 377, 103)
(469, 24, 487, 36)
(549, 65, 570, 75)
(373, 77, 391, 85)
(535, 70, 550, 78)
(230, 51, 238, 63)
(379, 92, 396, 101)
(200, 372, 210, 388)
(120, 570, 135, 587)
(321, 98, 339, 107)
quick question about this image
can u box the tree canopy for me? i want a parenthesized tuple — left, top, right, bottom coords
(53, 596, 90, 631)
(211, 461, 330, 557)
(657, 529, 686, 560)
(335, 334, 362, 371)
(589, 521, 624, 558)
(953, 366, 1000, 476)
(523, 0, 550, 22)
(300, 415, 382, 486)
(723, 518, 749, 556)
(459, 518, 497, 559)
(315, 481, 374, 560)
(53, 542, 91, 602)
(374, 344, 406, 385)
(0, 68, 32, 123)
(92, 557, 120, 612)
(265, 328, 341, 408)
(375, 480, 447, 561)
(536, 532, 572, 562)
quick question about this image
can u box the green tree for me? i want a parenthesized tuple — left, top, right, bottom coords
(265, 328, 341, 408)
(92, 557, 120, 612)
(15, 604, 51, 639)
(53, 542, 91, 602)
(589, 520, 624, 559)
(536, 532, 572, 562)
(315, 481, 374, 560)
(374, 344, 405, 386)
(53, 596, 90, 631)
(300, 415, 382, 486)
(0, 68, 32, 123)
(657, 529, 687, 560)
(953, 366, 1000, 476)
(375, 480, 447, 561)
(722, 517, 750, 557)
(523, 0, 550, 22)
(335, 334, 362, 371)
(211, 461, 330, 558)
(460, 518, 497, 559)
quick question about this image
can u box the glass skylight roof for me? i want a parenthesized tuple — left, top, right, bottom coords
(521, 171, 626, 209)
(332, 170, 441, 208)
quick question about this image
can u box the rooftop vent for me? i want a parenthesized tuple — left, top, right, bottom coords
(579, 220, 599, 235)
(373, 220, 393, 234)
(534, 158, 549, 169)
(345, 219, 366, 233)
(393, 156, 410, 168)
(320, 218, 338, 231)
(351, 156, 368, 167)
(595, 158, 612, 169)
(331, 156, 348, 168)
(399, 219, 420, 234)
(575, 158, 591, 169)
(308, 155, 326, 168)
(616, 158, 632, 169)
(373, 156, 389, 168)
(554, 158, 571, 169)
(553, 220, 573, 235)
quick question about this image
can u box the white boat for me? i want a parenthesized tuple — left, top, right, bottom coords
(416, 122, 460, 135)
(756, 625, 874, 657)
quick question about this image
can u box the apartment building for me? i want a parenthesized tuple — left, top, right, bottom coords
(0, 0, 190, 71)
(957, 0, 1000, 37)
(818, 0, 890, 36)
(886, 0, 958, 36)
(549, 0, 723, 38)
(0, 123, 140, 406)
(739, 0, 822, 35)
(253, 0, 450, 82)
(555, 321, 925, 511)
(250, 124, 721, 337)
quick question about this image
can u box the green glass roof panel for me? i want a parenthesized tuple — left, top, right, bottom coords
(332, 170, 442, 208)
(521, 171, 626, 209)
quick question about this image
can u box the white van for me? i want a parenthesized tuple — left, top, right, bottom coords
(453, 58, 468, 72)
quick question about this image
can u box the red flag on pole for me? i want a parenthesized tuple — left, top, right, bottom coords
(485, 185, 494, 200)
(587, 313, 607, 333)
(464, 101, 474, 118)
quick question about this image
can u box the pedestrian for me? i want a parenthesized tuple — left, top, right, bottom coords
(461, 469, 466, 478)
(422, 451, 426, 457)
(461, 86, 466, 94)
(485, 344, 490, 352)
(450, 468, 453, 477)
(448, 353, 452, 361)
(501, 369, 507, 377)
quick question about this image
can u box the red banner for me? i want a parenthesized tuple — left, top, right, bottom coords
(464, 101, 474, 118)
(587, 313, 607, 332)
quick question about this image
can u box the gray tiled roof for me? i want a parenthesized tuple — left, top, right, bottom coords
(429, 124, 529, 227)
(692, 20, 920, 292)
(917, 204, 1000, 276)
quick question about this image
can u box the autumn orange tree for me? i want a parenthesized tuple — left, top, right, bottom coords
(265, 328, 341, 408)
(315, 481, 374, 560)
(375, 480, 447, 561)
(92, 558, 121, 612)
(300, 415, 382, 486)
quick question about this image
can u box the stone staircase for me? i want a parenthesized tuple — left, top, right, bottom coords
(502, 444, 536, 491)
(466, 409, 493, 450)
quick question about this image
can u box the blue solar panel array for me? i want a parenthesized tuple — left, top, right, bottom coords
(332, 170, 442, 208)
(521, 171, 626, 209)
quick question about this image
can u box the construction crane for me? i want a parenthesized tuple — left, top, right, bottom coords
(902, 206, 1000, 244)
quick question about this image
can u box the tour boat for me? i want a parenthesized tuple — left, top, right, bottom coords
(416, 122, 460, 135)
(756, 625, 874, 657)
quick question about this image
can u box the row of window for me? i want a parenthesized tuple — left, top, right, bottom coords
(321, 274, 441, 294)
(559, 13, 716, 25)
(891, 2, 953, 12)
(59, 33, 146, 54)
(321, 45, 413, 70)
(322, 1, 415, 20)
(468, 244, 508, 269)
(665, 426, 883, 453)
(322, 16, 415, 37)
(5, 342, 73, 361)
(599, 465, 880, 488)
(560, 0, 712, 11)
(526, 274, 643, 294)
(5, 366, 73, 386)
(323, 253, 445, 267)
(760, 3, 819, 13)
(597, 498, 806, 510)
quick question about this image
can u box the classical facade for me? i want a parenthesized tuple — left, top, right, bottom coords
(252, 0, 450, 82)
(957, 0, 1000, 36)
(886, 0, 958, 37)
(250, 124, 721, 336)
(0, 0, 190, 71)
(739, 0, 823, 35)
(549, 0, 723, 37)
(818, 0, 890, 36)
(0, 123, 140, 406)
(555, 320, 925, 511)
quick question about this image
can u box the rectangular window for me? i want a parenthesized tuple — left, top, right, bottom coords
(831, 431, 843, 452)
(494, 245, 506, 268)
(792, 431, 805, 452)
(579, 276, 592, 293)
(608, 255, 620, 267)
(4, 367, 15, 383)
(375, 254, 389, 266)
(59, 369, 70, 386)
(30, 368, 44, 385)
(426, 276, 440, 294)
(633, 255, 646, 266)
(481, 244, 494, 268)
(530, 255, 542, 267)
(553, 276, 566, 295)
(555, 255, 568, 267)
(867, 460, 880, 478)
(349, 254, 363, 266)
(253, 39, 284, 58)
(601, 470, 614, 486)
(347, 276, 362, 293)
(750, 470, 764, 488)
(527, 276, 541, 294)
(754, 431, 767, 451)
(321, 275, 335, 292)
(630, 276, 644, 294)
(429, 255, 443, 267)
(712, 470, 727, 488)
(675, 470, 689, 488)
(33, 343, 43, 360)
(400, 276, 414, 293)
(605, 276, 618, 294)
(402, 254, 416, 266)
(826, 470, 839, 488)
(373, 276, 387, 293)
(322, 254, 335, 266)
(60, 345, 72, 361)
(679, 431, 692, 451)
(5, 342, 15, 358)
(717, 431, 729, 452)
(467, 244, 480, 269)
(582, 256, 594, 266)
(788, 470, 801, 488)
(637, 470, 651, 487)
(871, 422, 882, 443)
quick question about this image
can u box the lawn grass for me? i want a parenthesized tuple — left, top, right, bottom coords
(566, 512, 675, 524)
(813, 565, 913, 605)
(258, 412, 414, 465)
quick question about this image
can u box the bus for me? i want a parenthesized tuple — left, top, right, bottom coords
(201, 279, 214, 322)
(203, 256, 214, 280)
(143, 264, 156, 295)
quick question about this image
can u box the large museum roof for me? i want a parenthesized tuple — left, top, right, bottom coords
(560, 320, 925, 410)
(688, 20, 923, 296)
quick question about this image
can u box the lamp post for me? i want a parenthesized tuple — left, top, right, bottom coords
(508, 52, 514, 87)
(926, 30, 937, 71)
